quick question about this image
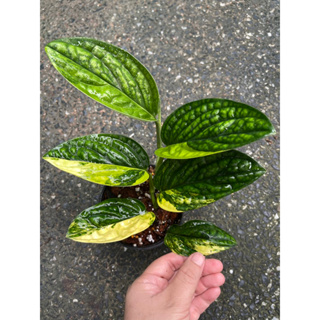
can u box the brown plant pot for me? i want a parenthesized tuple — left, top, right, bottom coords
(99, 171, 183, 250)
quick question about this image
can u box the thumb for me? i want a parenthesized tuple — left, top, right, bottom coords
(167, 252, 205, 303)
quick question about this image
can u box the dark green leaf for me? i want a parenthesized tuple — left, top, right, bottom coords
(156, 98, 275, 159)
(45, 38, 159, 121)
(164, 220, 236, 256)
(154, 150, 265, 212)
(43, 134, 149, 186)
(66, 198, 155, 243)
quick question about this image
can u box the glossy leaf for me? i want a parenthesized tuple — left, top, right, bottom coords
(45, 38, 159, 121)
(154, 150, 265, 212)
(66, 198, 155, 243)
(155, 99, 275, 159)
(43, 134, 149, 186)
(164, 220, 236, 256)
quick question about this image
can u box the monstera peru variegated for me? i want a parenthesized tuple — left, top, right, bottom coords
(43, 37, 275, 256)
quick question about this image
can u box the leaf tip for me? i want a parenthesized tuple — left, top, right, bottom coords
(269, 123, 276, 135)
(65, 230, 73, 240)
(44, 43, 53, 54)
(42, 155, 54, 164)
(260, 165, 267, 174)
(230, 236, 237, 247)
(65, 226, 76, 240)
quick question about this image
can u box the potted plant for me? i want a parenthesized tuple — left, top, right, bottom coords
(43, 37, 275, 256)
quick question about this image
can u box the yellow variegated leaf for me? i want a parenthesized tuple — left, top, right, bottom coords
(66, 198, 155, 243)
(155, 142, 218, 160)
(156, 98, 275, 159)
(155, 151, 266, 212)
(43, 158, 149, 186)
(43, 134, 149, 187)
(164, 220, 236, 256)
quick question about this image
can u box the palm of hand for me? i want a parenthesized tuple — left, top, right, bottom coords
(125, 253, 225, 320)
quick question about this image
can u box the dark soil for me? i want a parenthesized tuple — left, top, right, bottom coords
(100, 166, 182, 248)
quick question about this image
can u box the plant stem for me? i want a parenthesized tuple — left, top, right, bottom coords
(155, 115, 163, 172)
(151, 103, 162, 209)
(148, 172, 158, 209)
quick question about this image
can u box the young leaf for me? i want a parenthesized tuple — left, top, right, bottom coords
(45, 38, 159, 122)
(155, 99, 275, 159)
(66, 198, 155, 243)
(43, 134, 149, 186)
(164, 220, 236, 256)
(154, 150, 265, 212)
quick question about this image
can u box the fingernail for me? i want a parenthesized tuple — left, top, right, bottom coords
(191, 252, 205, 266)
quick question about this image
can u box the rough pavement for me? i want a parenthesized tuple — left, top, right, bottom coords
(40, 1, 280, 319)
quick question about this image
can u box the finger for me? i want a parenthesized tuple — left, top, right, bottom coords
(190, 287, 221, 320)
(143, 252, 187, 281)
(168, 252, 205, 304)
(202, 259, 223, 276)
(195, 273, 225, 295)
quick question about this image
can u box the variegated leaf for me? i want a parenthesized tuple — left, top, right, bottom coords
(43, 134, 149, 186)
(164, 220, 236, 256)
(67, 198, 155, 243)
(156, 99, 275, 159)
(154, 150, 265, 212)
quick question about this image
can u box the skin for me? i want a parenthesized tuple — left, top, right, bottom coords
(124, 252, 225, 320)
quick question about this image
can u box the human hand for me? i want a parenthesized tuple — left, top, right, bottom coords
(124, 252, 225, 320)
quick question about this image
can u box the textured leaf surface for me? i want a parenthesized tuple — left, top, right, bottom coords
(154, 150, 265, 212)
(66, 198, 155, 243)
(164, 220, 236, 256)
(43, 134, 149, 186)
(156, 99, 275, 159)
(45, 38, 159, 121)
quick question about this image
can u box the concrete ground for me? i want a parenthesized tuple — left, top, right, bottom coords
(40, 0, 280, 319)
